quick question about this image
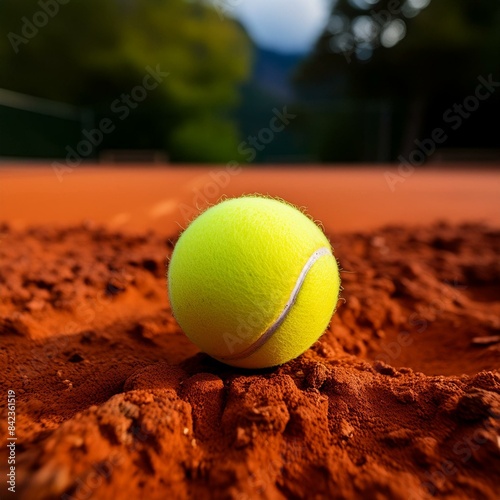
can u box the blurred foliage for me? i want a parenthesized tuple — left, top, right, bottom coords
(297, 0, 500, 161)
(0, 0, 252, 161)
(170, 113, 241, 162)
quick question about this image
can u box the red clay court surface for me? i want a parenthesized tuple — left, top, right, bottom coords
(1, 163, 500, 499)
(1, 164, 499, 234)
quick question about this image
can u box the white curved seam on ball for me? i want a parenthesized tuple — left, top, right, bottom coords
(219, 246, 331, 361)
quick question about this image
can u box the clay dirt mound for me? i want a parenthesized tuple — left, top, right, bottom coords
(0, 221, 499, 499)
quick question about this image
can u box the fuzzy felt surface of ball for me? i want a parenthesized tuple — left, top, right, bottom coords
(167, 196, 340, 368)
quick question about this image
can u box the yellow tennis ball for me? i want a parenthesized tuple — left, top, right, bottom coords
(167, 196, 340, 369)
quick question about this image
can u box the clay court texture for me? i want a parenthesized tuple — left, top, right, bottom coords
(0, 164, 499, 499)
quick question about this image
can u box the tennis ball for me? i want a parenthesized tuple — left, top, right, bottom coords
(167, 196, 340, 369)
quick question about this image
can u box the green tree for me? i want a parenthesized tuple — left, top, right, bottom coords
(0, 0, 251, 161)
(297, 0, 500, 160)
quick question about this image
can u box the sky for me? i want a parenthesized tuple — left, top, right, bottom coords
(229, 0, 332, 54)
